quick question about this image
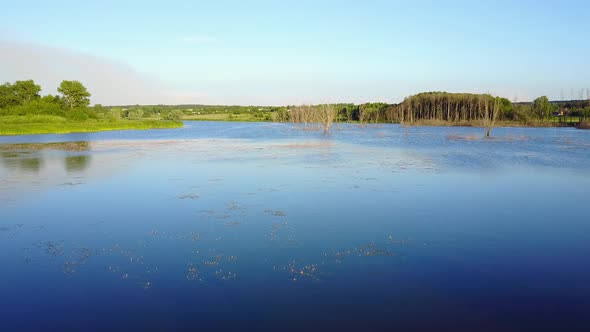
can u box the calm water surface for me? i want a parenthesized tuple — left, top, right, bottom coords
(1, 122, 590, 331)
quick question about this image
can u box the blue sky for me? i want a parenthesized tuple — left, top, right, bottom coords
(1, 0, 589, 105)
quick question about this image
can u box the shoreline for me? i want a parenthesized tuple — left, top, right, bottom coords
(1, 118, 587, 137)
(0, 119, 183, 136)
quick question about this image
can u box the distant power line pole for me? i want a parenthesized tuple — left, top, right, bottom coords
(560, 89, 565, 101)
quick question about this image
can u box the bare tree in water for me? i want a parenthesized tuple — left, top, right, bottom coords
(483, 98, 500, 138)
(289, 104, 337, 134)
(316, 104, 337, 134)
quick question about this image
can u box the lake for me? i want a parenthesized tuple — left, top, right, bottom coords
(1, 122, 590, 331)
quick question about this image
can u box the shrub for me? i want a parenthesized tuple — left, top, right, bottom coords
(2, 100, 65, 117)
(164, 110, 184, 120)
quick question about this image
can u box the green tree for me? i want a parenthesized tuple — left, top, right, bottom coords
(0, 80, 42, 109)
(13, 80, 42, 104)
(164, 110, 184, 120)
(57, 80, 91, 109)
(0, 83, 15, 108)
(496, 97, 513, 120)
(532, 96, 552, 121)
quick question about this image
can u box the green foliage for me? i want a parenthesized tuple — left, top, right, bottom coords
(164, 110, 184, 120)
(0, 99, 65, 117)
(127, 109, 144, 119)
(275, 109, 290, 122)
(532, 96, 552, 120)
(58, 80, 91, 109)
(0, 79, 183, 136)
(496, 97, 513, 119)
(13, 80, 42, 104)
(359, 103, 388, 123)
(0, 80, 42, 108)
(64, 108, 98, 121)
(108, 108, 122, 121)
(94, 104, 106, 113)
(0, 83, 13, 108)
(513, 104, 532, 123)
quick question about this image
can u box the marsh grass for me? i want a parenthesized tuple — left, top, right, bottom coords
(0, 116, 182, 135)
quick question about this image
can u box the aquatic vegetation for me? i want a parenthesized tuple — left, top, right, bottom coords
(388, 235, 410, 245)
(264, 209, 286, 217)
(149, 230, 200, 242)
(268, 221, 296, 246)
(224, 221, 240, 227)
(63, 249, 92, 274)
(186, 264, 201, 281)
(202, 254, 223, 267)
(59, 181, 84, 186)
(0, 223, 23, 239)
(274, 261, 321, 282)
(214, 269, 237, 281)
(35, 240, 65, 259)
(226, 201, 245, 211)
(355, 241, 394, 257)
(322, 241, 394, 264)
(177, 193, 200, 200)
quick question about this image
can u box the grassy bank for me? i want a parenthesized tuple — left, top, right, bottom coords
(0, 115, 182, 136)
(182, 113, 274, 122)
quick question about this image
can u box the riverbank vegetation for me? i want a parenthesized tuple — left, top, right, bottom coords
(3, 80, 590, 136)
(98, 104, 278, 122)
(0, 80, 182, 135)
(122, 93, 590, 132)
(273, 94, 590, 134)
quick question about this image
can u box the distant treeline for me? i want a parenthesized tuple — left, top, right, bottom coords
(101, 104, 282, 121)
(4, 80, 590, 126)
(276, 93, 590, 125)
(0, 80, 185, 121)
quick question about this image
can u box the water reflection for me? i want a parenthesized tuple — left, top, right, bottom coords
(0, 150, 91, 174)
(64, 155, 91, 173)
(0, 141, 129, 199)
(0, 152, 44, 172)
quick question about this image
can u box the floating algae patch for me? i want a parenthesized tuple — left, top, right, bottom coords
(177, 193, 200, 200)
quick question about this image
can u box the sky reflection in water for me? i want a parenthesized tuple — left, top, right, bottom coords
(1, 123, 590, 331)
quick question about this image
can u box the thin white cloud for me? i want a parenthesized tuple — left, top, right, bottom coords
(0, 40, 210, 105)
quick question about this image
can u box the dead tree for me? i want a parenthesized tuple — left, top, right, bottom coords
(483, 98, 500, 137)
